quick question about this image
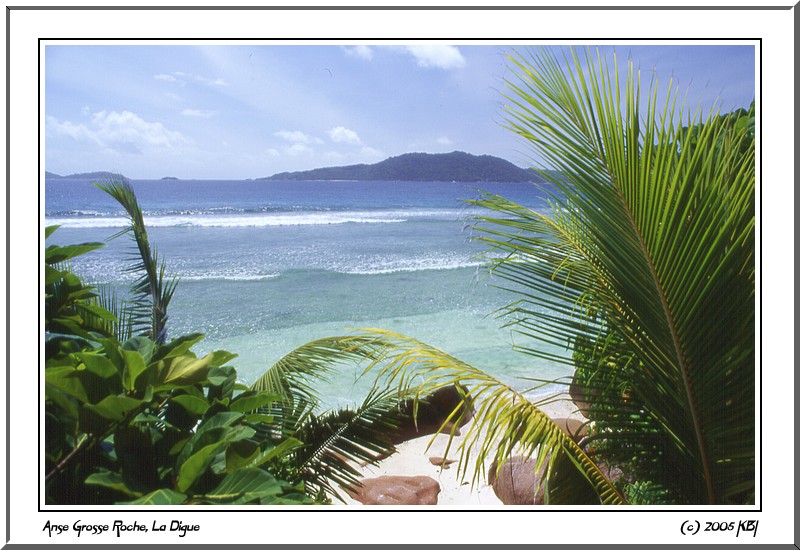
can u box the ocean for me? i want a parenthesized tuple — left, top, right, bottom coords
(44, 178, 574, 409)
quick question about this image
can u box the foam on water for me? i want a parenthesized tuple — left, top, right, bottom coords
(337, 255, 482, 275)
(45, 207, 468, 229)
(46, 178, 564, 408)
(46, 213, 407, 229)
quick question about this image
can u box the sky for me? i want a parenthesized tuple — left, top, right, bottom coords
(44, 43, 756, 180)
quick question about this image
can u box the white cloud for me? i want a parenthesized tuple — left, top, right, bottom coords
(265, 148, 280, 157)
(154, 71, 228, 87)
(404, 46, 466, 70)
(47, 111, 187, 155)
(437, 136, 453, 145)
(285, 143, 313, 156)
(328, 126, 362, 145)
(342, 45, 373, 60)
(181, 108, 216, 118)
(46, 116, 101, 145)
(275, 130, 320, 144)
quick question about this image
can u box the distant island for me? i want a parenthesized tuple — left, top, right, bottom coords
(259, 151, 545, 183)
(46, 171, 128, 181)
(45, 152, 558, 184)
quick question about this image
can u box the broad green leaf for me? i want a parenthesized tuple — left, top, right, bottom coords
(85, 471, 142, 498)
(171, 394, 211, 416)
(176, 416, 251, 489)
(74, 352, 118, 379)
(45, 224, 60, 238)
(243, 413, 274, 424)
(45, 242, 105, 264)
(121, 489, 187, 505)
(177, 441, 226, 492)
(229, 390, 281, 413)
(209, 349, 238, 367)
(200, 468, 283, 504)
(250, 437, 304, 469)
(84, 395, 143, 421)
(121, 349, 149, 391)
(45, 264, 65, 286)
(153, 333, 205, 362)
(177, 427, 254, 493)
(193, 412, 243, 434)
(122, 336, 157, 363)
(45, 383, 80, 421)
(224, 440, 261, 473)
(206, 369, 231, 386)
(157, 353, 214, 387)
(45, 366, 89, 403)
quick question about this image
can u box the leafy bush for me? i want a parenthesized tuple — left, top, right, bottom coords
(45, 229, 311, 504)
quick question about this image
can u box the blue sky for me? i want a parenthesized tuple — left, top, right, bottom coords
(45, 43, 756, 180)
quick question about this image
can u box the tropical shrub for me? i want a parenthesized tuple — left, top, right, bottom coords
(45, 228, 312, 504)
(44, 181, 407, 504)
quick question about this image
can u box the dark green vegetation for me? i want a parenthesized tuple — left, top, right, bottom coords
(261, 151, 545, 183)
(45, 182, 423, 505)
(44, 46, 755, 506)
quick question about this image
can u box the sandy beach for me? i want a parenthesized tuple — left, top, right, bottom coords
(335, 392, 585, 506)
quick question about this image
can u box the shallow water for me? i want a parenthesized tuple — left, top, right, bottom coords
(45, 178, 572, 408)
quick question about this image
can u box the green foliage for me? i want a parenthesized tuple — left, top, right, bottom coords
(95, 178, 178, 344)
(43, 47, 755, 507)
(466, 46, 755, 504)
(248, 337, 414, 502)
(45, 227, 310, 505)
(44, 216, 405, 505)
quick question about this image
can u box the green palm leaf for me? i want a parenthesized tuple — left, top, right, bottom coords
(353, 328, 625, 504)
(468, 47, 754, 504)
(292, 386, 409, 502)
(249, 335, 386, 431)
(95, 178, 179, 344)
(249, 335, 409, 501)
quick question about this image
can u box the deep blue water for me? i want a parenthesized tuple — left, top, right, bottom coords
(45, 178, 571, 408)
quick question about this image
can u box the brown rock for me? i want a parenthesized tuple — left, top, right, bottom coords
(347, 476, 441, 505)
(489, 455, 547, 505)
(391, 384, 474, 444)
(551, 417, 588, 445)
(429, 456, 456, 469)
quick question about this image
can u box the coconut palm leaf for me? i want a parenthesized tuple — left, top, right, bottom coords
(248, 335, 413, 501)
(95, 179, 179, 344)
(353, 328, 625, 505)
(249, 335, 388, 432)
(467, 47, 754, 504)
(292, 386, 409, 502)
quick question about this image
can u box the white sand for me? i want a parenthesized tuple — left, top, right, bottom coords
(335, 392, 585, 506)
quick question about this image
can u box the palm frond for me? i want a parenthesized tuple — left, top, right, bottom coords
(352, 328, 625, 504)
(95, 178, 179, 344)
(293, 386, 409, 502)
(468, 46, 754, 504)
(249, 335, 387, 431)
